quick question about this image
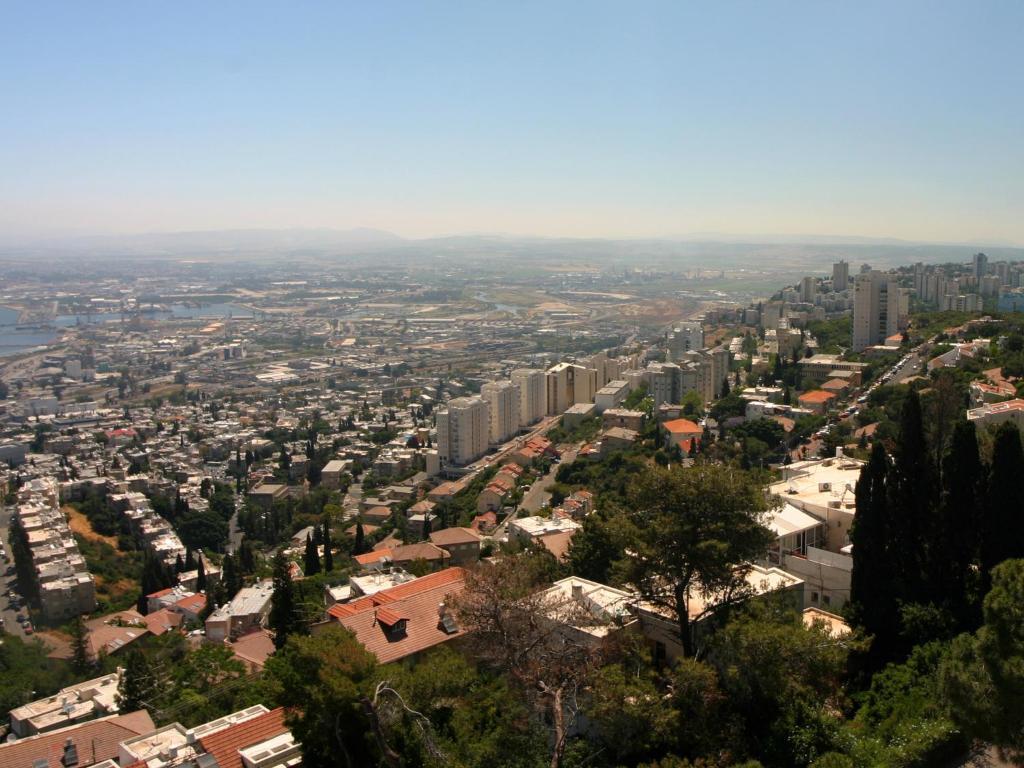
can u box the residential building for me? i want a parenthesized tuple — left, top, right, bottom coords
(9, 670, 124, 738)
(545, 362, 597, 415)
(436, 396, 489, 466)
(797, 354, 867, 386)
(832, 260, 849, 293)
(666, 323, 704, 360)
(480, 380, 521, 444)
(852, 271, 908, 352)
(967, 398, 1024, 431)
(428, 526, 482, 565)
(594, 379, 631, 413)
(324, 568, 467, 663)
(205, 580, 274, 643)
(0, 711, 156, 768)
(511, 368, 547, 426)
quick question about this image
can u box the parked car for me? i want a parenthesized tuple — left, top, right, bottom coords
(23, 624, 33, 635)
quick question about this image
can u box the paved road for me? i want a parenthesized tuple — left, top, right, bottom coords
(519, 445, 579, 514)
(0, 506, 29, 639)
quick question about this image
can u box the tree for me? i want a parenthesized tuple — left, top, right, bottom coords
(304, 533, 321, 576)
(222, 553, 242, 598)
(941, 559, 1024, 761)
(452, 556, 607, 768)
(117, 649, 152, 713)
(567, 513, 619, 584)
(613, 464, 774, 657)
(322, 516, 334, 572)
(262, 626, 380, 766)
(887, 389, 933, 603)
(269, 550, 304, 649)
(196, 556, 207, 593)
(70, 614, 92, 675)
(353, 521, 368, 556)
(935, 420, 984, 628)
(982, 422, 1024, 581)
(849, 442, 899, 666)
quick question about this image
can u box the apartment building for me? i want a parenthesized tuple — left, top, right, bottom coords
(480, 379, 521, 444)
(852, 271, 909, 352)
(545, 362, 597, 415)
(436, 396, 489, 466)
(511, 367, 547, 426)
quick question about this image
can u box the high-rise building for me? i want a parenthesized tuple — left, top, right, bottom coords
(667, 323, 704, 360)
(832, 260, 849, 293)
(480, 380, 521, 444)
(800, 276, 817, 303)
(973, 252, 989, 279)
(853, 271, 908, 351)
(436, 396, 489, 466)
(511, 368, 547, 426)
(545, 363, 597, 415)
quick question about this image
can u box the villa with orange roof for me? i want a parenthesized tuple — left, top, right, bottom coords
(322, 568, 467, 663)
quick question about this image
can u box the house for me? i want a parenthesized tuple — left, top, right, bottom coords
(637, 564, 804, 665)
(661, 418, 702, 453)
(797, 390, 838, 415)
(205, 580, 274, 643)
(967, 398, 1024, 431)
(969, 380, 1017, 406)
(9, 670, 124, 737)
(602, 408, 645, 432)
(85, 611, 150, 658)
(227, 629, 276, 673)
(321, 459, 352, 490)
(770, 455, 864, 553)
(362, 505, 394, 526)
(323, 568, 468, 663)
(429, 527, 482, 565)
(820, 378, 851, 397)
(247, 482, 288, 512)
(508, 515, 581, 561)
(355, 542, 451, 572)
(476, 470, 518, 513)
(537, 576, 638, 646)
(0, 711, 156, 768)
(598, 427, 639, 456)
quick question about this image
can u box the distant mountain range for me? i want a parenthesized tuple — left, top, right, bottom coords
(1, 227, 1021, 269)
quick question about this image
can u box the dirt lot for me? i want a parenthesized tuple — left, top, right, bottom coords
(64, 506, 120, 549)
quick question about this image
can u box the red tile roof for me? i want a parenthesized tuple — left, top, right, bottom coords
(429, 527, 481, 546)
(199, 707, 289, 768)
(799, 390, 838, 403)
(662, 418, 701, 434)
(375, 606, 408, 626)
(0, 711, 155, 768)
(326, 568, 467, 663)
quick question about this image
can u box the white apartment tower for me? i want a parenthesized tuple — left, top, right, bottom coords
(667, 323, 704, 360)
(480, 380, 521, 445)
(800, 276, 817, 303)
(832, 260, 849, 293)
(853, 271, 908, 352)
(511, 368, 547, 426)
(436, 396, 489, 466)
(545, 362, 597, 416)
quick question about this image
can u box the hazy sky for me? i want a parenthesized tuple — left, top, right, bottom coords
(2, 2, 1022, 243)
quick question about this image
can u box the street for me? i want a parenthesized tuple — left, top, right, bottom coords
(0, 505, 29, 640)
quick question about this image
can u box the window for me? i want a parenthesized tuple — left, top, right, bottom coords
(811, 591, 819, 604)
(823, 595, 831, 607)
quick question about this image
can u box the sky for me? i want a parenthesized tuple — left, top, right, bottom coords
(1, 1, 1022, 244)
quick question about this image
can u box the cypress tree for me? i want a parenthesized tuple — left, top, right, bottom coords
(303, 532, 321, 576)
(850, 442, 899, 665)
(983, 421, 1024, 579)
(888, 389, 932, 603)
(117, 649, 150, 713)
(269, 550, 303, 649)
(196, 556, 207, 592)
(937, 420, 985, 627)
(70, 614, 92, 674)
(322, 517, 333, 572)
(184, 548, 197, 571)
(222, 553, 242, 598)
(353, 521, 367, 555)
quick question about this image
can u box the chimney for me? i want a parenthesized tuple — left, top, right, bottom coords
(571, 583, 583, 601)
(835, 446, 844, 459)
(437, 602, 446, 619)
(61, 737, 79, 768)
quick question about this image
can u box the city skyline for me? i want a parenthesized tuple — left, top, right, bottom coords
(3, 2, 1023, 244)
